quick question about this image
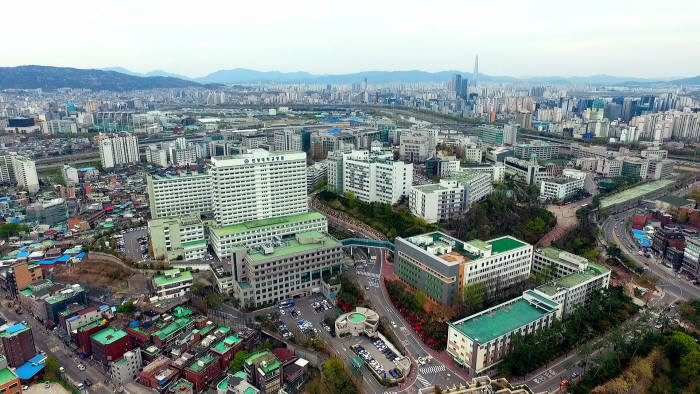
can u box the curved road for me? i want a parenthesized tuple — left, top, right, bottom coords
(602, 210, 700, 300)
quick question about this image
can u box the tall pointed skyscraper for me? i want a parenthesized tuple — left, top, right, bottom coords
(473, 55, 479, 86)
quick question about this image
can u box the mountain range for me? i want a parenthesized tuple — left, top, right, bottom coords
(107, 67, 697, 85)
(0, 66, 205, 91)
(0, 65, 697, 91)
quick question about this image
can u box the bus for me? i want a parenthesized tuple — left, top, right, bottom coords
(279, 299, 295, 308)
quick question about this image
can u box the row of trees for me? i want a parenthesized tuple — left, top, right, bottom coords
(305, 358, 360, 394)
(499, 286, 637, 377)
(385, 279, 448, 349)
(318, 190, 435, 239)
(571, 330, 699, 393)
(448, 192, 555, 245)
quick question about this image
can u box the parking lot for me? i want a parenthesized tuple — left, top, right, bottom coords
(277, 297, 334, 341)
(275, 293, 410, 385)
(350, 335, 406, 381)
(119, 227, 148, 262)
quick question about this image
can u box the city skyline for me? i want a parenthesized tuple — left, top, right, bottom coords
(2, 0, 698, 79)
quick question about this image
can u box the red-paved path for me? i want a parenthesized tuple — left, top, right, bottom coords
(380, 260, 472, 385)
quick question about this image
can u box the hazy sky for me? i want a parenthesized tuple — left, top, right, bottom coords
(3, 0, 699, 78)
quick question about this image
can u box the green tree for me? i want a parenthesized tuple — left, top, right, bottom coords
(229, 350, 250, 372)
(666, 331, 697, 363)
(117, 301, 134, 314)
(680, 350, 700, 382)
(458, 282, 485, 316)
(322, 358, 359, 394)
(204, 293, 223, 311)
(0, 223, 29, 239)
(535, 264, 555, 285)
(259, 340, 273, 351)
(44, 355, 61, 378)
(412, 290, 428, 311)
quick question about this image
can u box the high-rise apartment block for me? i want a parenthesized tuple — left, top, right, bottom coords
(11, 156, 39, 193)
(273, 129, 302, 152)
(399, 130, 437, 163)
(98, 133, 139, 169)
(210, 150, 307, 226)
(147, 171, 213, 219)
(342, 150, 413, 204)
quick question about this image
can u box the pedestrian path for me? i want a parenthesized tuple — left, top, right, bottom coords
(420, 364, 447, 374)
(416, 374, 431, 387)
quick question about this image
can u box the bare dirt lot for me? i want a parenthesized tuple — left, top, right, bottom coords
(53, 260, 131, 291)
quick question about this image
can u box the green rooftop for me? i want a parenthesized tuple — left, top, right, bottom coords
(46, 286, 84, 304)
(182, 239, 206, 247)
(213, 335, 242, 354)
(198, 324, 215, 337)
(349, 312, 367, 323)
(215, 326, 231, 335)
(217, 377, 230, 391)
(170, 380, 194, 393)
(211, 212, 325, 237)
(556, 264, 609, 288)
(247, 232, 338, 262)
(186, 355, 217, 373)
(0, 366, 17, 386)
(450, 298, 554, 343)
(154, 318, 192, 340)
(0, 324, 29, 338)
(487, 237, 527, 254)
(91, 327, 127, 345)
(173, 307, 192, 318)
(153, 269, 193, 287)
(599, 179, 674, 209)
(415, 184, 449, 194)
(182, 239, 207, 248)
(77, 319, 105, 332)
(244, 351, 282, 374)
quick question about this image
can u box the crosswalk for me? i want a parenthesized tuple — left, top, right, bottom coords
(419, 365, 446, 374)
(357, 271, 380, 278)
(416, 374, 431, 387)
(368, 278, 380, 287)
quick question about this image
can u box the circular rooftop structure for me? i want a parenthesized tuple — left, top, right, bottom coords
(335, 307, 379, 337)
(349, 312, 367, 324)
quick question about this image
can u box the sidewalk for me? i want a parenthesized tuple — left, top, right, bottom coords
(380, 261, 472, 383)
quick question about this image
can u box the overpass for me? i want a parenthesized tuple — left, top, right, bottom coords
(340, 238, 394, 251)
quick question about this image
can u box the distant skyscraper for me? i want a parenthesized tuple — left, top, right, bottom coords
(473, 55, 479, 86)
(451, 74, 462, 98)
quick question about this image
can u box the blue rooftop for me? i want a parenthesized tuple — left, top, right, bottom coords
(17, 252, 29, 258)
(15, 355, 45, 380)
(328, 128, 341, 134)
(5, 323, 27, 334)
(79, 167, 97, 172)
(37, 254, 71, 265)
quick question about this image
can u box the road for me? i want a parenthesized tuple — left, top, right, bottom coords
(350, 248, 468, 393)
(602, 210, 700, 300)
(0, 302, 111, 394)
(519, 291, 677, 393)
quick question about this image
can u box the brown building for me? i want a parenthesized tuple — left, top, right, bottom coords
(13, 262, 43, 291)
(0, 324, 35, 368)
(139, 357, 179, 390)
(0, 356, 22, 394)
